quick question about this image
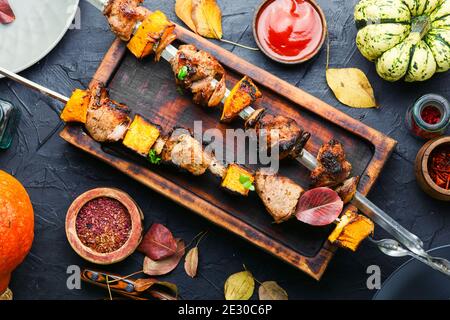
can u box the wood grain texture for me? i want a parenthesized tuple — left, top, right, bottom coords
(60, 21, 396, 280)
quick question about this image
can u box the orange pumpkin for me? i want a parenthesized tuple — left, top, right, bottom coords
(0, 170, 34, 296)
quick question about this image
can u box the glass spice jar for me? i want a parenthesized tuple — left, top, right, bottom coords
(0, 98, 20, 150)
(406, 94, 450, 139)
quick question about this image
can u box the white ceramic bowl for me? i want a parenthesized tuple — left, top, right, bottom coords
(0, 0, 79, 76)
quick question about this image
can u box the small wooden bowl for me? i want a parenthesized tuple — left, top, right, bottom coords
(253, 0, 327, 64)
(415, 136, 450, 201)
(65, 188, 144, 264)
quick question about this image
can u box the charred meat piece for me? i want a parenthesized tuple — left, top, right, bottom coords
(244, 108, 265, 128)
(311, 139, 352, 188)
(246, 110, 311, 159)
(88, 83, 109, 110)
(255, 170, 304, 223)
(161, 129, 212, 176)
(190, 76, 214, 106)
(170, 44, 226, 107)
(103, 0, 147, 41)
(85, 98, 131, 143)
(335, 176, 359, 204)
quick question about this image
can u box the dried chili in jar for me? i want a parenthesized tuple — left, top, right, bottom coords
(406, 94, 450, 140)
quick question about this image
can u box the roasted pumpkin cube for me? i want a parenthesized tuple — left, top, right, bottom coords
(123, 115, 161, 156)
(221, 164, 254, 196)
(328, 209, 374, 252)
(60, 89, 90, 124)
(127, 10, 175, 59)
(221, 76, 262, 123)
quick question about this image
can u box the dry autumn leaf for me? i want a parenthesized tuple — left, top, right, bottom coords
(175, 0, 196, 31)
(138, 223, 177, 261)
(224, 270, 255, 300)
(143, 239, 186, 276)
(258, 281, 288, 300)
(326, 68, 377, 108)
(184, 247, 199, 278)
(191, 0, 223, 39)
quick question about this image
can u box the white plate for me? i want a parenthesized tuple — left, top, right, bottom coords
(0, 0, 79, 76)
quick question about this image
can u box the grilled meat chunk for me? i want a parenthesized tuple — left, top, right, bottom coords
(170, 44, 226, 107)
(88, 83, 109, 110)
(335, 176, 359, 204)
(245, 110, 311, 159)
(85, 98, 131, 143)
(103, 0, 147, 41)
(255, 170, 304, 223)
(161, 129, 212, 176)
(311, 139, 352, 187)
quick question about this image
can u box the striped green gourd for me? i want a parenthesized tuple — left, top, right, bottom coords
(355, 0, 450, 81)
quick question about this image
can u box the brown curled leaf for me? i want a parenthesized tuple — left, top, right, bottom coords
(184, 247, 199, 278)
(258, 281, 288, 300)
(143, 239, 185, 276)
(138, 223, 177, 261)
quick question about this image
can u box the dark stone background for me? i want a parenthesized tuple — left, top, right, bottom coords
(1, 0, 449, 300)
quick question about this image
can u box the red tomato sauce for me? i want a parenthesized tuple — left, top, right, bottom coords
(256, 0, 323, 62)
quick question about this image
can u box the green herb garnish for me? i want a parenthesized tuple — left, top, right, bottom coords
(239, 175, 255, 191)
(177, 66, 189, 81)
(148, 149, 162, 165)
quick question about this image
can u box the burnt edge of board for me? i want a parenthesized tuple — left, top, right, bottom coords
(60, 21, 397, 280)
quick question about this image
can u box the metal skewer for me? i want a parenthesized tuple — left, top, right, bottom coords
(0, 67, 69, 103)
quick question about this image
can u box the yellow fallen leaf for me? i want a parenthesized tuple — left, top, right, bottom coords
(175, 0, 196, 32)
(184, 247, 199, 278)
(258, 281, 288, 300)
(224, 270, 254, 300)
(326, 68, 377, 108)
(191, 0, 223, 39)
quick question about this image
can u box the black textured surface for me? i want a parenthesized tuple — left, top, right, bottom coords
(1, 0, 449, 300)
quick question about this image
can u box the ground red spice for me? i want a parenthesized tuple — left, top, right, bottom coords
(76, 197, 132, 253)
(421, 106, 441, 125)
(429, 146, 450, 190)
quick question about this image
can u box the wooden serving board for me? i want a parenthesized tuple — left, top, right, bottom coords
(60, 23, 397, 280)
